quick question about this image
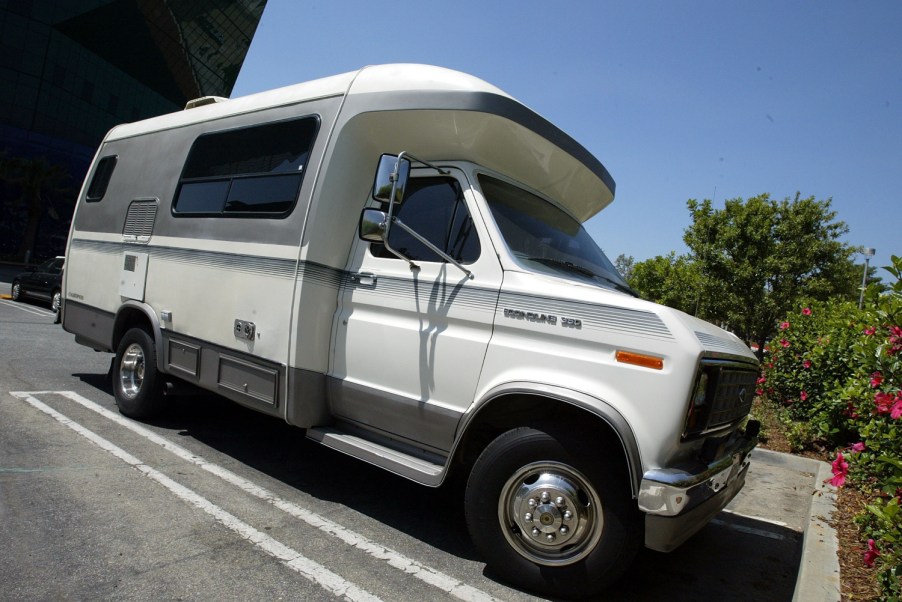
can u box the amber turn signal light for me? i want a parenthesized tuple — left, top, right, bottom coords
(615, 350, 664, 370)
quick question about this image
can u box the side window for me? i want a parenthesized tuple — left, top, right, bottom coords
(372, 177, 480, 263)
(86, 155, 117, 202)
(173, 116, 318, 217)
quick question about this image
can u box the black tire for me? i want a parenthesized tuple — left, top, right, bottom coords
(465, 427, 641, 599)
(11, 281, 21, 301)
(112, 328, 166, 419)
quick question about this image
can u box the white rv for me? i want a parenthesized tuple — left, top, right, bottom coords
(63, 64, 759, 598)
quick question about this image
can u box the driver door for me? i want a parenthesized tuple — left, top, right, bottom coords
(330, 169, 502, 453)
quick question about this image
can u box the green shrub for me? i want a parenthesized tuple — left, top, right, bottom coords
(760, 255, 902, 598)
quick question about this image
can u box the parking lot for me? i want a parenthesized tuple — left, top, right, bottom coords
(1, 275, 837, 601)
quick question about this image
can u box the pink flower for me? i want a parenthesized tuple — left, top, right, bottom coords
(800, 391, 808, 401)
(892, 397, 902, 420)
(802, 360, 812, 369)
(864, 327, 876, 336)
(780, 339, 790, 348)
(870, 372, 883, 388)
(844, 402, 859, 419)
(875, 392, 895, 414)
(850, 442, 866, 453)
(864, 539, 880, 568)
(755, 388, 764, 396)
(830, 452, 848, 487)
(802, 308, 812, 316)
(757, 376, 767, 384)
(780, 321, 791, 330)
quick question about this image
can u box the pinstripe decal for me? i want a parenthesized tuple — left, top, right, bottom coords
(344, 273, 500, 311)
(498, 291, 674, 340)
(68, 239, 674, 340)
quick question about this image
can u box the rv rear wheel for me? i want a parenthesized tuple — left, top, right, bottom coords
(113, 328, 165, 419)
(464, 426, 641, 598)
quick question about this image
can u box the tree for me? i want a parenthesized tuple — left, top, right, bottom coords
(0, 155, 71, 262)
(683, 193, 857, 358)
(628, 252, 706, 316)
(613, 253, 635, 281)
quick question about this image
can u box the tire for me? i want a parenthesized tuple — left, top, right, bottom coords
(51, 289, 61, 313)
(112, 328, 166, 419)
(465, 427, 641, 598)
(11, 281, 21, 301)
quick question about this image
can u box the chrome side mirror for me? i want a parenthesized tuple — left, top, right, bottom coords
(358, 208, 388, 242)
(372, 154, 410, 205)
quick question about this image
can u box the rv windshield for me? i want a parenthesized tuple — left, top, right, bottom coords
(479, 174, 635, 296)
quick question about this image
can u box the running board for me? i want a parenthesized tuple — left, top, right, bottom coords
(307, 427, 446, 486)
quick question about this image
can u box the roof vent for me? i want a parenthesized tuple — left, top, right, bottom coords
(184, 96, 228, 110)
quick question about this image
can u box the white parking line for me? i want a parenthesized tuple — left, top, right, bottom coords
(0, 299, 54, 317)
(13, 391, 499, 602)
(12, 391, 380, 602)
(709, 517, 788, 541)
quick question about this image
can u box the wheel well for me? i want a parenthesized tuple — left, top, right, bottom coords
(451, 394, 636, 493)
(112, 307, 154, 351)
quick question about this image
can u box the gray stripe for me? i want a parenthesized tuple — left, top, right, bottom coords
(343, 273, 499, 312)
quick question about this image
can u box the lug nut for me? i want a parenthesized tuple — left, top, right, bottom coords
(545, 533, 555, 542)
(528, 498, 537, 508)
(524, 513, 532, 522)
(555, 496, 564, 506)
(563, 510, 573, 521)
(540, 491, 550, 503)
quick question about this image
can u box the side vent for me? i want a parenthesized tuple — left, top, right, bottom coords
(123, 198, 158, 242)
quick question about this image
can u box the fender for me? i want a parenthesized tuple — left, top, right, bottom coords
(113, 300, 165, 372)
(456, 381, 643, 496)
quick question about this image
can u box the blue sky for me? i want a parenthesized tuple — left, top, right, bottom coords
(233, 1, 901, 278)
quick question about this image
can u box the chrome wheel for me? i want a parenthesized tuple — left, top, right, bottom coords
(11, 282, 21, 301)
(51, 290, 61, 312)
(499, 461, 603, 566)
(119, 342, 146, 400)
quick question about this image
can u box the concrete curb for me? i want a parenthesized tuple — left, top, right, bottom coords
(753, 448, 840, 601)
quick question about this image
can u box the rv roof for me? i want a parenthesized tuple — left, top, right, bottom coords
(104, 64, 615, 220)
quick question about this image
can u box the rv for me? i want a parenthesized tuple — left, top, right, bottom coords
(63, 64, 759, 597)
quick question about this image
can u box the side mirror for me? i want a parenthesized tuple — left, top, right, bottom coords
(372, 154, 410, 204)
(359, 208, 388, 242)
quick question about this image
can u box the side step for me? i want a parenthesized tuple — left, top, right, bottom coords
(307, 426, 446, 486)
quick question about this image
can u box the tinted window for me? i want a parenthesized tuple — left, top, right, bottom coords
(173, 117, 318, 217)
(373, 177, 480, 263)
(86, 155, 117, 202)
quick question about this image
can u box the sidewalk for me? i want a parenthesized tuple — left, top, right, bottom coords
(733, 448, 840, 601)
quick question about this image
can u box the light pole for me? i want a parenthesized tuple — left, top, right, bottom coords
(859, 247, 876, 309)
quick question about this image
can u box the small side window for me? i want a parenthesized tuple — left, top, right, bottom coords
(86, 155, 118, 202)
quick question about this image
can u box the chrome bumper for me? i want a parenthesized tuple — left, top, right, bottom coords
(639, 425, 758, 552)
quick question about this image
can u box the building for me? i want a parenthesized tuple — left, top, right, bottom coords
(0, 0, 267, 262)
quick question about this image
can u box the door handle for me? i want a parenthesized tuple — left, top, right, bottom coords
(351, 272, 377, 286)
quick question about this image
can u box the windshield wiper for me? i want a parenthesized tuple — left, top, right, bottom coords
(528, 257, 597, 278)
(528, 256, 638, 297)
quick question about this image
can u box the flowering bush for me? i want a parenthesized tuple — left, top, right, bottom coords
(760, 255, 902, 598)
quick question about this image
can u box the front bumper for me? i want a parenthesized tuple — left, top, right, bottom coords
(638, 424, 758, 552)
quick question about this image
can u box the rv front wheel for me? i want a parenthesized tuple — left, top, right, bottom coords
(464, 427, 640, 598)
(113, 328, 165, 419)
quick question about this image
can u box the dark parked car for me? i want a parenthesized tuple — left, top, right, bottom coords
(11, 256, 65, 312)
